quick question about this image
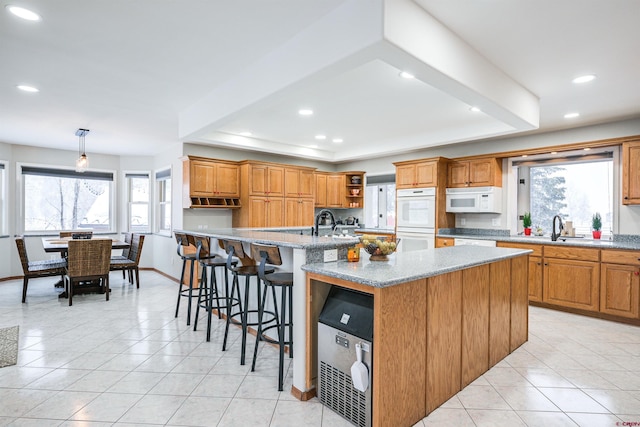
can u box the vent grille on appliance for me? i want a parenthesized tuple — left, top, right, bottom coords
(319, 361, 367, 427)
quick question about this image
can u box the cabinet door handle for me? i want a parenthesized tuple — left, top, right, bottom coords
(625, 196, 629, 199)
(544, 263, 548, 266)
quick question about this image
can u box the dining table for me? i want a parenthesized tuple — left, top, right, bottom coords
(41, 236, 130, 297)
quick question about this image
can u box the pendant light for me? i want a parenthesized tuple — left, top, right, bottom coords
(75, 128, 89, 172)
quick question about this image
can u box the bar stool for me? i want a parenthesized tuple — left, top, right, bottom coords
(192, 235, 237, 341)
(250, 243, 294, 391)
(221, 239, 275, 365)
(174, 232, 215, 326)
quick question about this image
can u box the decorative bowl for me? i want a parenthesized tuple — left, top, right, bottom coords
(360, 235, 399, 261)
(350, 188, 360, 196)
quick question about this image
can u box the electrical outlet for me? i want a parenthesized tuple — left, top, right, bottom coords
(324, 249, 338, 262)
(460, 218, 466, 225)
(492, 218, 500, 226)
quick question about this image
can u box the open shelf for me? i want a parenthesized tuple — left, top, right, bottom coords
(189, 197, 241, 208)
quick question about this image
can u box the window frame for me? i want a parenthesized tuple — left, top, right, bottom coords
(0, 161, 6, 235)
(123, 171, 151, 234)
(155, 166, 172, 236)
(17, 162, 117, 235)
(509, 146, 619, 237)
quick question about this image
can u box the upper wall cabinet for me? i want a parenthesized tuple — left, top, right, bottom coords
(182, 156, 240, 208)
(285, 167, 315, 198)
(395, 160, 438, 189)
(246, 162, 285, 197)
(447, 158, 502, 188)
(622, 141, 640, 204)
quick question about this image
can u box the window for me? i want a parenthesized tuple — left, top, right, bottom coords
(125, 172, 150, 233)
(364, 175, 396, 228)
(0, 162, 6, 235)
(155, 168, 171, 234)
(21, 165, 114, 233)
(515, 150, 614, 237)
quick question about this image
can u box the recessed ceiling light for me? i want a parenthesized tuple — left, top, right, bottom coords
(332, 138, 343, 143)
(469, 106, 481, 113)
(298, 109, 313, 116)
(315, 134, 326, 140)
(6, 5, 41, 21)
(16, 84, 39, 93)
(399, 71, 414, 79)
(239, 131, 252, 137)
(564, 112, 580, 119)
(572, 74, 596, 84)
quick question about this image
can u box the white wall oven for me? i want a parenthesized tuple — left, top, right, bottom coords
(396, 187, 436, 252)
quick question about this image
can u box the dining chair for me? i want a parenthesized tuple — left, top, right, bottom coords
(15, 237, 67, 303)
(65, 239, 112, 306)
(109, 234, 144, 287)
(110, 232, 132, 280)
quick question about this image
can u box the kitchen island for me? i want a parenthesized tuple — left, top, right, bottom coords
(302, 246, 531, 427)
(177, 228, 530, 427)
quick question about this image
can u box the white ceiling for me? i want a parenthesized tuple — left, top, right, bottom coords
(2, 0, 639, 163)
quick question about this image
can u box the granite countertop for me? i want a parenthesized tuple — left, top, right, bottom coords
(302, 246, 531, 288)
(354, 228, 395, 234)
(176, 228, 360, 249)
(438, 230, 640, 251)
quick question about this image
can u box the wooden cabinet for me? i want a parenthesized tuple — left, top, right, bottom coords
(247, 162, 284, 197)
(543, 246, 600, 311)
(182, 156, 240, 208)
(326, 174, 344, 208)
(285, 167, 315, 198)
(233, 161, 286, 228)
(435, 237, 455, 248)
(314, 173, 327, 207)
(447, 158, 502, 188)
(622, 141, 640, 204)
(285, 198, 314, 227)
(600, 249, 640, 319)
(284, 166, 315, 226)
(246, 197, 284, 228)
(395, 161, 437, 189)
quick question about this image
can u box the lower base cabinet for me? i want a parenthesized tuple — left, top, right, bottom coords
(543, 258, 600, 311)
(600, 263, 640, 318)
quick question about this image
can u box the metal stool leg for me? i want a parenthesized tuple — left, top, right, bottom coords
(186, 259, 195, 326)
(193, 265, 207, 331)
(251, 279, 271, 371)
(175, 258, 187, 318)
(223, 273, 241, 351)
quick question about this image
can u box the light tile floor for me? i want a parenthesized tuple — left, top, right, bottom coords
(1, 271, 639, 426)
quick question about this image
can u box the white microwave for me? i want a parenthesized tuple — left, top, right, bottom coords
(445, 186, 502, 213)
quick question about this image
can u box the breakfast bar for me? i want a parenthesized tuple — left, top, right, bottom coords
(177, 228, 530, 426)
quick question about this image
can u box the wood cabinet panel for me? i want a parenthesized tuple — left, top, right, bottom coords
(426, 270, 462, 413)
(285, 198, 314, 227)
(601, 249, 640, 266)
(249, 164, 284, 197)
(461, 265, 489, 387)
(497, 241, 543, 257)
(326, 174, 344, 208)
(447, 158, 502, 188)
(489, 260, 511, 367)
(285, 168, 315, 198)
(600, 263, 640, 318)
(189, 160, 215, 196)
(315, 173, 327, 207)
(622, 141, 640, 204)
(215, 163, 241, 197)
(543, 258, 600, 311)
(436, 237, 455, 248)
(510, 255, 529, 351)
(247, 197, 284, 228)
(544, 246, 600, 262)
(528, 256, 543, 302)
(395, 161, 437, 188)
(373, 280, 427, 427)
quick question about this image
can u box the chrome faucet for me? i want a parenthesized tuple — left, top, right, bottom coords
(313, 209, 336, 236)
(551, 215, 564, 241)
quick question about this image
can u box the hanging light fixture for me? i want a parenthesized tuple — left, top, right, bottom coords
(75, 128, 89, 172)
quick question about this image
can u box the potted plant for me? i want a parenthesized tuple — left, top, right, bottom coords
(522, 212, 532, 236)
(592, 212, 602, 239)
